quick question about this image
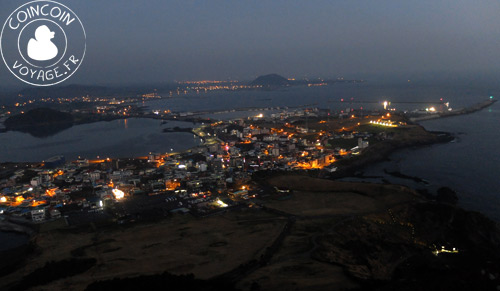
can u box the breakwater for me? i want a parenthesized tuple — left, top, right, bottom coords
(409, 99, 497, 122)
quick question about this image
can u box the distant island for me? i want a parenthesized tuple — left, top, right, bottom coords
(249, 73, 365, 89)
(250, 74, 290, 87)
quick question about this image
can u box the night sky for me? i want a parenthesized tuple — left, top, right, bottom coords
(1, 0, 500, 87)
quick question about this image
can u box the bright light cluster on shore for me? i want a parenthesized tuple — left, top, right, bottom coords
(369, 120, 397, 127)
(216, 198, 228, 208)
(112, 189, 125, 200)
(433, 246, 459, 256)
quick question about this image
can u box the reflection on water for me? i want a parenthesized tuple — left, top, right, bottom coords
(0, 118, 201, 162)
(9, 122, 74, 138)
(6, 123, 73, 138)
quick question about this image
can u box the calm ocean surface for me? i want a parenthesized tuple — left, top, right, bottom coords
(148, 81, 498, 112)
(352, 102, 500, 221)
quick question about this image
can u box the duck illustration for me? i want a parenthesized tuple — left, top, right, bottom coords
(27, 25, 58, 61)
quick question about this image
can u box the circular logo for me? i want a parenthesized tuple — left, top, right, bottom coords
(0, 0, 86, 86)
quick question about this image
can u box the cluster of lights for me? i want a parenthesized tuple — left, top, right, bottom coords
(187, 85, 258, 91)
(433, 246, 458, 256)
(142, 92, 160, 98)
(178, 80, 239, 85)
(369, 120, 397, 127)
(112, 189, 125, 200)
(216, 198, 228, 208)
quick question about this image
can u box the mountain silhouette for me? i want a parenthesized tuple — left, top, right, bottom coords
(250, 74, 290, 87)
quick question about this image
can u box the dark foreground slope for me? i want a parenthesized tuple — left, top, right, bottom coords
(1, 176, 498, 291)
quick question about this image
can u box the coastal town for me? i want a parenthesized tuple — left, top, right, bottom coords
(0, 94, 498, 291)
(0, 96, 496, 228)
(0, 102, 414, 226)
